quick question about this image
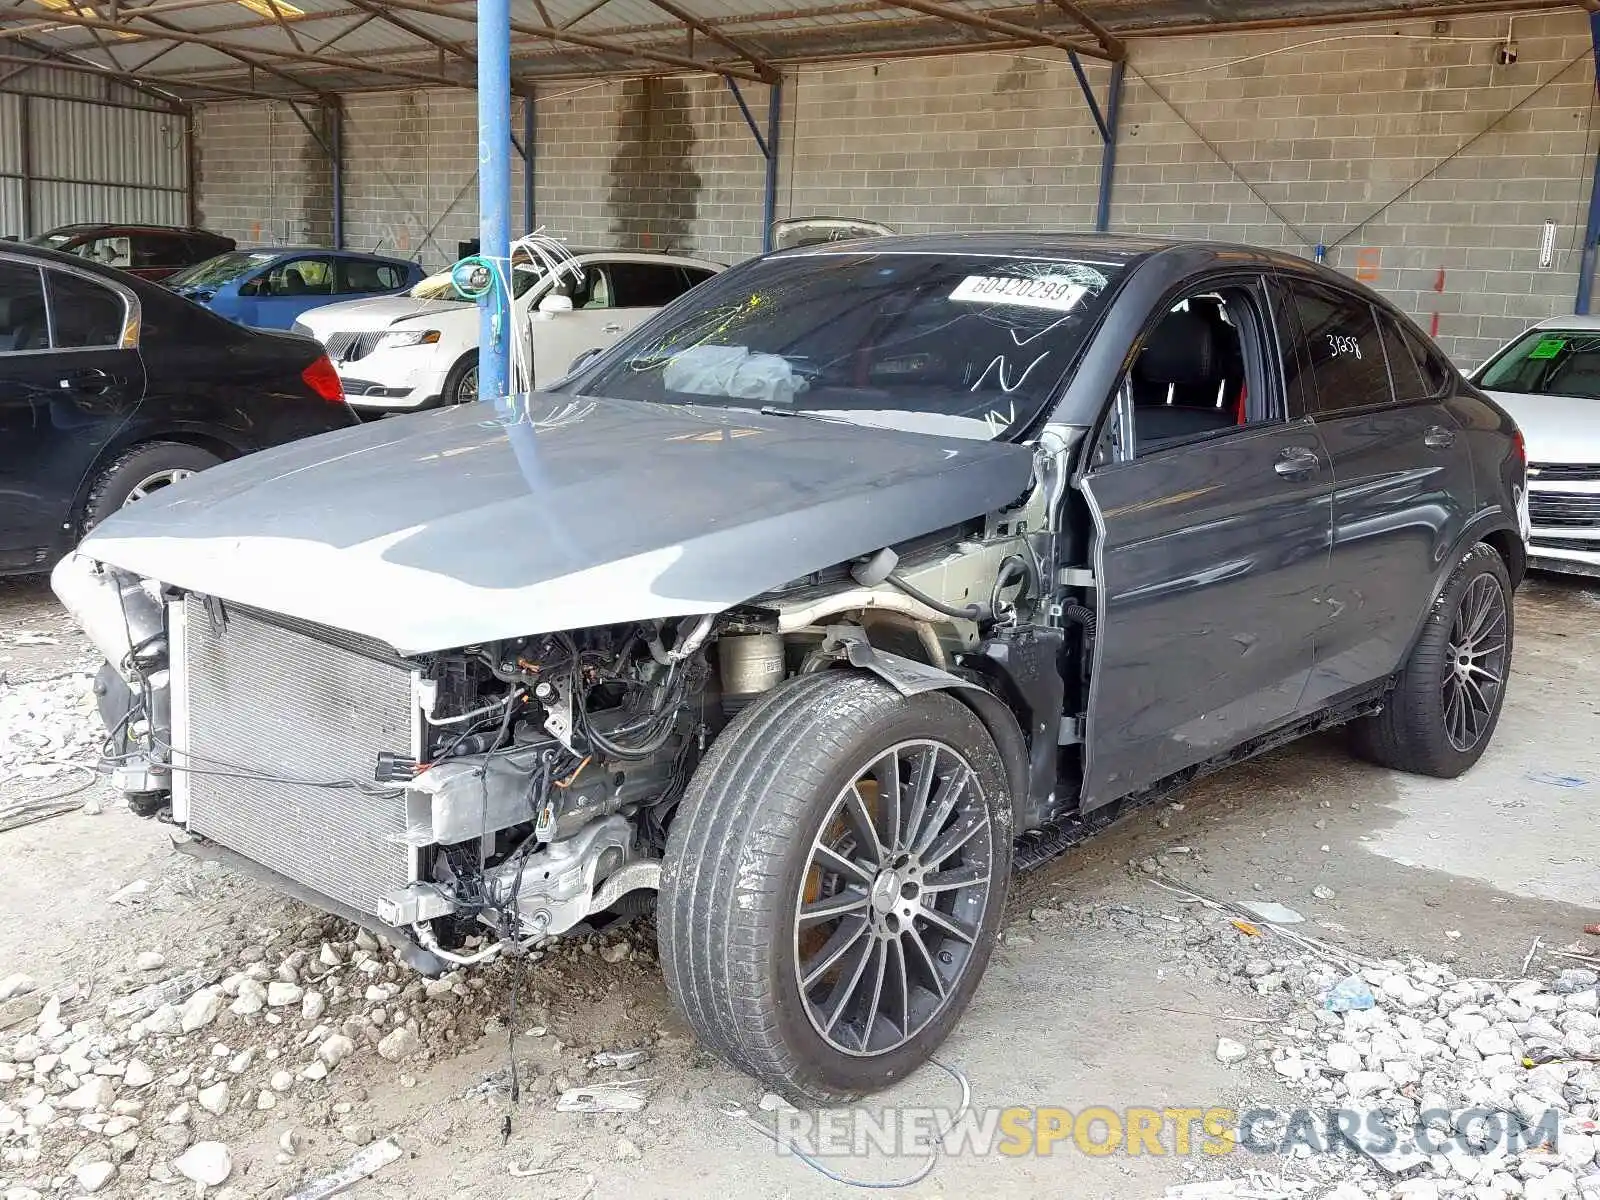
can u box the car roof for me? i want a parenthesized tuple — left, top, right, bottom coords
(234, 246, 418, 264)
(1533, 313, 1600, 331)
(42, 223, 224, 237)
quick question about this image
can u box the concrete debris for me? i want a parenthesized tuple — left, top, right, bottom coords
(284, 1137, 401, 1200)
(556, 1084, 648, 1113)
(196, 1082, 230, 1116)
(757, 1091, 797, 1113)
(1214, 1037, 1248, 1065)
(591, 1049, 650, 1070)
(134, 951, 166, 971)
(376, 1027, 419, 1062)
(0, 975, 36, 1003)
(71, 1160, 115, 1193)
(1237, 901, 1305, 925)
(173, 1140, 234, 1186)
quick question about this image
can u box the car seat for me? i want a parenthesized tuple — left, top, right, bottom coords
(1132, 310, 1238, 448)
(280, 267, 310, 295)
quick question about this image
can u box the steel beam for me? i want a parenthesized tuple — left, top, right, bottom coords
(523, 92, 536, 232)
(1580, 10, 1600, 314)
(643, 0, 777, 81)
(0, 37, 188, 108)
(1095, 58, 1124, 233)
(329, 99, 344, 250)
(478, 0, 512, 402)
(763, 78, 781, 253)
(0, 9, 468, 91)
(371, 0, 766, 82)
(1050, 0, 1123, 59)
(879, 0, 1107, 59)
(19, 93, 32, 237)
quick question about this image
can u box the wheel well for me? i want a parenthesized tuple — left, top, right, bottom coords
(72, 433, 238, 524)
(1481, 527, 1526, 588)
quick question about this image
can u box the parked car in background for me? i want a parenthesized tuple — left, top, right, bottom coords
(58, 234, 1525, 1104)
(0, 241, 358, 576)
(292, 248, 723, 410)
(26, 224, 235, 281)
(166, 248, 425, 331)
(1473, 315, 1600, 578)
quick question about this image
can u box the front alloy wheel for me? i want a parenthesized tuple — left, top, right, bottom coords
(660, 673, 1011, 1103)
(795, 739, 997, 1057)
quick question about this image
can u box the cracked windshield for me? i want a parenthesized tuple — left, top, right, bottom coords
(570, 252, 1124, 440)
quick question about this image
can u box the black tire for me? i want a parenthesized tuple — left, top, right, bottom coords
(1349, 542, 1513, 778)
(441, 353, 479, 405)
(659, 671, 1011, 1103)
(83, 442, 221, 531)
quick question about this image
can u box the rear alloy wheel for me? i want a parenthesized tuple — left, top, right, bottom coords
(82, 442, 221, 531)
(1350, 542, 1513, 777)
(659, 672, 1011, 1103)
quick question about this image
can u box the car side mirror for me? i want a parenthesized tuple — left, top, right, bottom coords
(567, 347, 604, 376)
(536, 293, 574, 320)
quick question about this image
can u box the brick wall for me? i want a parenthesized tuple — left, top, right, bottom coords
(192, 7, 1598, 364)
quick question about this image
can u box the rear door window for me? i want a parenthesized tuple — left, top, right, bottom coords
(132, 234, 192, 269)
(47, 270, 126, 348)
(0, 261, 49, 352)
(1375, 311, 1433, 404)
(339, 260, 407, 294)
(1281, 279, 1392, 415)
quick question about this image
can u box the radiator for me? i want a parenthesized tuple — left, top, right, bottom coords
(173, 595, 418, 918)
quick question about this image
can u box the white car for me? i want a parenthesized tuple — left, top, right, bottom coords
(1474, 314, 1600, 578)
(292, 249, 723, 411)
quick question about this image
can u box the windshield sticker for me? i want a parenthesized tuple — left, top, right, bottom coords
(1529, 336, 1567, 360)
(950, 274, 1089, 312)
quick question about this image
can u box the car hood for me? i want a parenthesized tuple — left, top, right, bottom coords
(1481, 390, 1600, 465)
(78, 394, 1035, 655)
(295, 295, 472, 335)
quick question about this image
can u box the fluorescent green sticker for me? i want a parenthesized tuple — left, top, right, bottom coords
(1529, 337, 1566, 360)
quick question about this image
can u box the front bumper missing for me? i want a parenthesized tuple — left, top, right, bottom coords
(171, 832, 449, 976)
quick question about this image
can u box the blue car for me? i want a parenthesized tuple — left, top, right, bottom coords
(164, 248, 425, 330)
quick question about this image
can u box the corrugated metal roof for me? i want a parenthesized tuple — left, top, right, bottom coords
(1, 0, 1582, 98)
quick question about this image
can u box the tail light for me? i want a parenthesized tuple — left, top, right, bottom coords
(1513, 427, 1527, 468)
(301, 354, 344, 403)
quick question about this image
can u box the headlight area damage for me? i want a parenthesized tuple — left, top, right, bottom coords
(51, 510, 1065, 984)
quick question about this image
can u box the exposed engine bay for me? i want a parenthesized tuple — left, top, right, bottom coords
(52, 432, 1089, 974)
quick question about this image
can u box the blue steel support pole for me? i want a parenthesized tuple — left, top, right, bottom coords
(1577, 11, 1600, 314)
(477, 0, 513, 400)
(762, 78, 781, 254)
(1094, 59, 1125, 234)
(523, 93, 536, 234)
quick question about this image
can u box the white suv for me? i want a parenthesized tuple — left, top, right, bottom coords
(293, 249, 723, 411)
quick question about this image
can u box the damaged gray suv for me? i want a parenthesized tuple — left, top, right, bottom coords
(55, 234, 1527, 1102)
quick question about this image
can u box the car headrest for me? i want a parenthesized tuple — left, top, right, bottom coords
(1135, 310, 1216, 387)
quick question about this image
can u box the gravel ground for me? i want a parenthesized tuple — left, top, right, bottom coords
(1, 572, 1598, 1200)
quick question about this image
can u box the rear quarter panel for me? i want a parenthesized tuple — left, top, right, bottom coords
(1445, 382, 1527, 585)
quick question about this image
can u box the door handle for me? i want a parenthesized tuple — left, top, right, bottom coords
(1273, 446, 1321, 480)
(1424, 424, 1457, 449)
(59, 369, 114, 395)
(601, 322, 623, 336)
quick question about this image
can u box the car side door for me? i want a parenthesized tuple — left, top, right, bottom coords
(0, 257, 146, 566)
(1078, 274, 1334, 810)
(241, 255, 337, 329)
(1275, 277, 1477, 709)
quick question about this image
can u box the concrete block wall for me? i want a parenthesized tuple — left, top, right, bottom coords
(192, 101, 332, 247)
(535, 73, 769, 262)
(191, 7, 1597, 364)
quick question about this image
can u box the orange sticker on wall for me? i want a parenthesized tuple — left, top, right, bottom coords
(1354, 248, 1381, 283)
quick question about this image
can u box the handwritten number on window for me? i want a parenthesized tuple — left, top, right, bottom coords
(1325, 334, 1362, 360)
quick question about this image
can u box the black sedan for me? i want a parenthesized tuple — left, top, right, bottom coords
(0, 241, 358, 575)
